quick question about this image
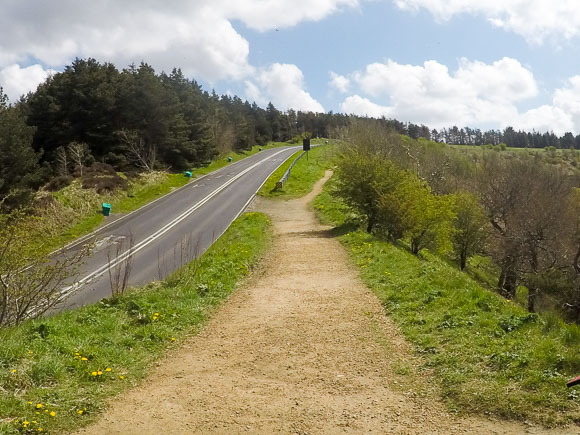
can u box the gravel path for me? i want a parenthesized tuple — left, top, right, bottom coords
(78, 171, 566, 434)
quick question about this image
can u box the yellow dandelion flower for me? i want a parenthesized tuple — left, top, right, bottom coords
(38, 428, 43, 432)
(11, 369, 16, 373)
(33, 421, 37, 424)
(23, 421, 29, 426)
(78, 410, 84, 415)
(75, 352, 80, 356)
(171, 337, 176, 341)
(50, 411, 55, 417)
(36, 404, 43, 409)
(154, 312, 159, 316)
(28, 350, 33, 354)
(119, 375, 124, 380)
(91, 371, 97, 376)
(81, 357, 88, 361)
(152, 316, 158, 320)
(105, 367, 111, 372)
(28, 401, 32, 405)
(97, 370, 102, 376)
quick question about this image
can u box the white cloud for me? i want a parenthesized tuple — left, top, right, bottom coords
(513, 76, 580, 134)
(247, 63, 325, 113)
(0, 0, 358, 86)
(393, 0, 580, 44)
(341, 95, 392, 118)
(227, 0, 359, 32)
(340, 56, 580, 135)
(342, 57, 533, 129)
(329, 72, 350, 93)
(0, 64, 56, 102)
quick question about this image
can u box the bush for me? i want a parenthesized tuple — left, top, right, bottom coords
(81, 163, 128, 193)
(45, 175, 74, 192)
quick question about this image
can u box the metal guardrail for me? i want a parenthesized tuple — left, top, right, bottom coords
(275, 151, 307, 190)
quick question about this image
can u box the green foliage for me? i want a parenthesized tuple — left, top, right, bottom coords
(334, 149, 404, 233)
(314, 178, 580, 425)
(0, 104, 41, 202)
(451, 192, 488, 270)
(401, 185, 455, 255)
(334, 146, 455, 254)
(258, 142, 335, 199)
(0, 212, 271, 434)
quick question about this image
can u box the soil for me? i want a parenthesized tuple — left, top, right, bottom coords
(77, 171, 572, 434)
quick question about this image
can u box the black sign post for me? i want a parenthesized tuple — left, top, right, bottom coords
(303, 138, 310, 161)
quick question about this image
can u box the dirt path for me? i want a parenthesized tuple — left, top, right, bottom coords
(78, 171, 562, 434)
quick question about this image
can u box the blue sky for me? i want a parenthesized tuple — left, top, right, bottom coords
(1, 1, 580, 134)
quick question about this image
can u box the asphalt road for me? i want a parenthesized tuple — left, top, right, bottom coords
(57, 146, 300, 310)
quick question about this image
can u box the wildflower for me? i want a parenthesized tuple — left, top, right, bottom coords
(11, 369, 16, 373)
(97, 370, 102, 376)
(171, 337, 176, 341)
(154, 312, 159, 316)
(105, 368, 111, 372)
(28, 350, 33, 354)
(38, 428, 43, 432)
(28, 401, 32, 405)
(152, 316, 158, 320)
(36, 404, 43, 409)
(32, 421, 37, 424)
(50, 411, 55, 417)
(23, 421, 29, 427)
(119, 375, 124, 380)
(91, 371, 97, 376)
(81, 357, 88, 361)
(78, 410, 84, 415)
(507, 299, 511, 303)
(35, 412, 40, 415)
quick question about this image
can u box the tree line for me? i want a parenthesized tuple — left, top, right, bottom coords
(430, 125, 580, 149)
(334, 120, 580, 321)
(0, 58, 350, 208)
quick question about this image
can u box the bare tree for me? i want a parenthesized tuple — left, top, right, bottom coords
(0, 213, 91, 326)
(55, 146, 68, 175)
(68, 142, 89, 177)
(117, 129, 156, 171)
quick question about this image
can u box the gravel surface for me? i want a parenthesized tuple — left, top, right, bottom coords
(78, 171, 570, 434)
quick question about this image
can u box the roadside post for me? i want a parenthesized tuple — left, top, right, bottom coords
(303, 138, 310, 161)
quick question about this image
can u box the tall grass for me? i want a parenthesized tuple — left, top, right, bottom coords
(313, 175, 580, 426)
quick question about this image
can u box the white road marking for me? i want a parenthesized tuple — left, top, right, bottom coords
(60, 148, 291, 297)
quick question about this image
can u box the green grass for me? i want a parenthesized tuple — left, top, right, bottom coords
(33, 143, 289, 256)
(258, 141, 336, 199)
(313, 175, 580, 427)
(0, 212, 272, 434)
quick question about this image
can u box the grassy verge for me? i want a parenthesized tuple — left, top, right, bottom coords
(313, 175, 580, 426)
(34, 143, 287, 256)
(0, 212, 271, 434)
(258, 141, 336, 199)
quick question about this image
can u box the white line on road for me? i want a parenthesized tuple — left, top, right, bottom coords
(60, 148, 291, 297)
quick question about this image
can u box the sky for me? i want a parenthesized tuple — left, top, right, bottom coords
(2, 0, 580, 135)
